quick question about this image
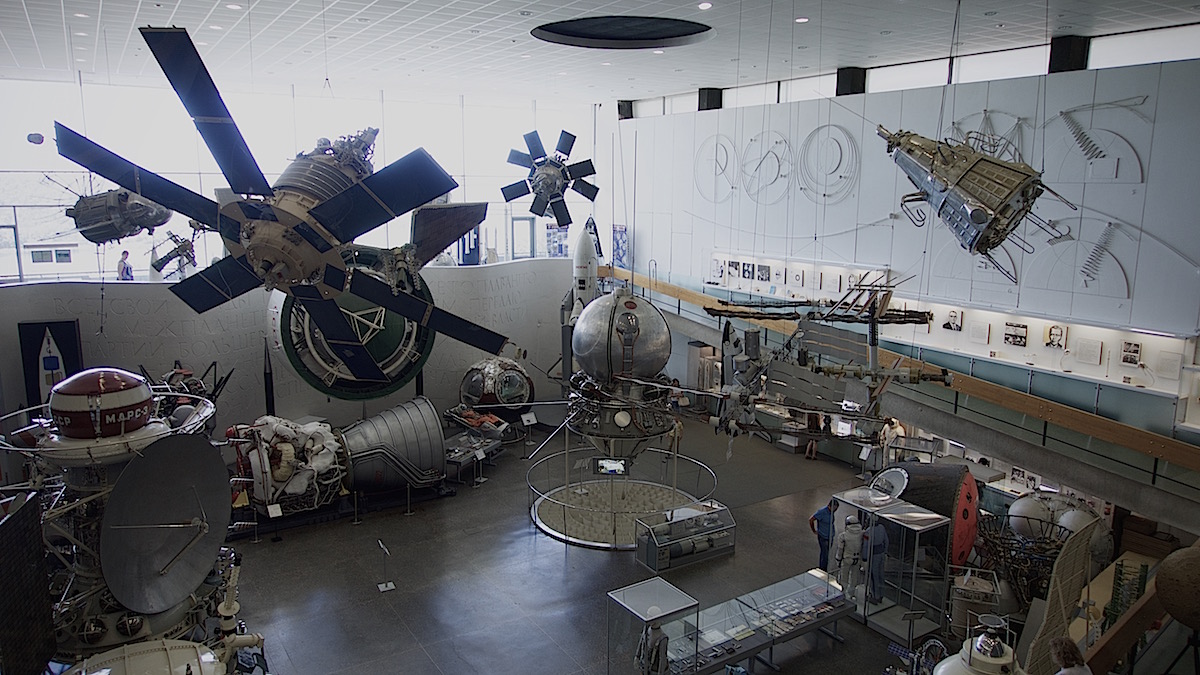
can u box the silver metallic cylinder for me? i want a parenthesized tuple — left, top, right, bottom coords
(339, 396, 446, 492)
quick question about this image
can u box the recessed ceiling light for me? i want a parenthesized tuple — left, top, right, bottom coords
(196, 41, 208, 45)
(653, 50, 664, 54)
(469, 29, 481, 34)
(521, 54, 532, 58)
(356, 17, 371, 23)
(73, 12, 89, 17)
(794, 17, 809, 23)
(796, 45, 807, 49)
(995, 23, 1005, 28)
(698, 2, 712, 9)
(73, 32, 87, 36)
(76, 58, 86, 62)
(983, 11, 997, 16)
(519, 10, 533, 16)
(601, 61, 611, 66)
(209, 25, 223, 30)
(225, 3, 242, 9)
(75, 45, 87, 50)
(880, 30, 892, 35)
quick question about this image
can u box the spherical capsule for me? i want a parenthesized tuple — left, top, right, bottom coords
(50, 368, 153, 439)
(572, 289, 671, 383)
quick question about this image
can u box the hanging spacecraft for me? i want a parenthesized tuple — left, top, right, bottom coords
(878, 126, 1072, 282)
(54, 27, 508, 392)
(64, 189, 172, 244)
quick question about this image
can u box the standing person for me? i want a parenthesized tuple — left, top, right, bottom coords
(117, 250, 133, 280)
(833, 514, 863, 599)
(1049, 637, 1093, 675)
(862, 516, 889, 604)
(808, 499, 839, 571)
(668, 379, 681, 412)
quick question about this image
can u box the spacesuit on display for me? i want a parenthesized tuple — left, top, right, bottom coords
(862, 519, 890, 604)
(833, 515, 863, 600)
(636, 621, 669, 675)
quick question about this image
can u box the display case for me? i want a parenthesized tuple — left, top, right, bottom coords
(735, 568, 847, 640)
(608, 577, 699, 675)
(635, 500, 736, 572)
(659, 598, 771, 674)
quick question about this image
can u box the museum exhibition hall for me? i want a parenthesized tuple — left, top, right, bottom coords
(1, 1, 1200, 674)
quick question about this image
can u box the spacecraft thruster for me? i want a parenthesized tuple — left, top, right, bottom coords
(567, 287, 674, 459)
(64, 189, 172, 244)
(227, 397, 447, 518)
(54, 26, 507, 390)
(878, 126, 1068, 282)
(502, 129, 599, 227)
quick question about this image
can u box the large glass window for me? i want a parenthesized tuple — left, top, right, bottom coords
(55, 249, 72, 263)
(31, 250, 52, 263)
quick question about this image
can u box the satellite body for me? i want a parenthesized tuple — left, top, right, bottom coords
(65, 189, 171, 244)
(879, 126, 1045, 257)
(568, 288, 674, 459)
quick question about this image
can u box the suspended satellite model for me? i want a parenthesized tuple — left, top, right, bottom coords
(502, 130, 598, 226)
(54, 27, 507, 388)
(878, 126, 1073, 283)
(65, 189, 172, 244)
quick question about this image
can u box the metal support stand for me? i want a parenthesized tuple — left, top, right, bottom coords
(902, 610, 925, 653)
(404, 483, 414, 516)
(376, 539, 395, 592)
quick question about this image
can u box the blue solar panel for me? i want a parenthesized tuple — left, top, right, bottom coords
(169, 255, 261, 313)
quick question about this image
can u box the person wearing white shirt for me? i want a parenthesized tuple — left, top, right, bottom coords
(1049, 636, 1093, 675)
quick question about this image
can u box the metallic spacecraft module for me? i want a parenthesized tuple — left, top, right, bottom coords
(878, 125, 1071, 282)
(502, 130, 599, 226)
(54, 26, 507, 394)
(567, 287, 674, 459)
(64, 189, 172, 244)
(0, 368, 262, 667)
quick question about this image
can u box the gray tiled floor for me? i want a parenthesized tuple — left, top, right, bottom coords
(235, 418, 900, 674)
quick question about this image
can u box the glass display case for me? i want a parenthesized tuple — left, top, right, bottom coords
(735, 568, 847, 640)
(635, 500, 736, 572)
(659, 598, 771, 674)
(608, 577, 699, 675)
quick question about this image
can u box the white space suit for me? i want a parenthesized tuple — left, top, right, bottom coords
(833, 515, 863, 600)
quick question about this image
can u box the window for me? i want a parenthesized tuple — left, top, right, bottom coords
(55, 249, 72, 263)
(31, 250, 52, 263)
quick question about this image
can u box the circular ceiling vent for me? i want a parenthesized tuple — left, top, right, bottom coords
(532, 16, 713, 49)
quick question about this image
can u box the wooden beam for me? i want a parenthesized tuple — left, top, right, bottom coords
(601, 266, 1200, 474)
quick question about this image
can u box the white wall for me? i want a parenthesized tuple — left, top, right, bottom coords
(595, 60, 1200, 338)
(0, 258, 570, 435)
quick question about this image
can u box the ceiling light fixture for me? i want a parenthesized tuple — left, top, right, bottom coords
(196, 41, 208, 45)
(880, 30, 892, 35)
(653, 50, 664, 54)
(356, 17, 371, 23)
(995, 23, 1005, 28)
(519, 10, 533, 16)
(76, 58, 86, 62)
(225, 3, 242, 9)
(521, 54, 532, 58)
(698, 2, 712, 8)
(73, 12, 89, 17)
(601, 61, 611, 66)
(73, 32, 87, 36)
(794, 17, 809, 23)
(209, 25, 223, 30)
(983, 10, 997, 16)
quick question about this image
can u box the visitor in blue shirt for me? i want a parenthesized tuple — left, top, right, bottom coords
(808, 499, 839, 570)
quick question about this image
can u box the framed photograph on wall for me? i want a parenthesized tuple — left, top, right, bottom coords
(1003, 322, 1028, 347)
(1075, 337, 1103, 365)
(708, 256, 725, 285)
(968, 321, 991, 345)
(1044, 324, 1067, 349)
(1121, 341, 1142, 366)
(942, 309, 963, 331)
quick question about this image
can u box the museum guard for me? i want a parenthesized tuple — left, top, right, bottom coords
(809, 499, 839, 570)
(833, 514, 863, 600)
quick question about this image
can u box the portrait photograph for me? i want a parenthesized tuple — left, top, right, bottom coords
(1044, 324, 1067, 349)
(942, 309, 963, 331)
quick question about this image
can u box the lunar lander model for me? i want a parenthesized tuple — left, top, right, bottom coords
(0, 367, 262, 669)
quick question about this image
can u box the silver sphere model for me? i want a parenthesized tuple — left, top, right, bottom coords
(459, 357, 535, 422)
(572, 287, 671, 383)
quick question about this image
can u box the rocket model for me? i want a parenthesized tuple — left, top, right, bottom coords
(569, 217, 603, 325)
(878, 126, 1071, 283)
(39, 328, 66, 403)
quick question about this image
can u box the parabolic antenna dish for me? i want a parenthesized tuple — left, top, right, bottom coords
(100, 434, 231, 614)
